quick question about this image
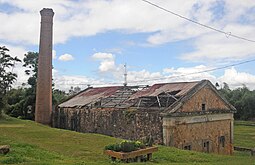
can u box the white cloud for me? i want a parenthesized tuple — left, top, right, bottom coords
(181, 26, 255, 62)
(162, 65, 216, 81)
(0, 12, 39, 45)
(92, 52, 116, 72)
(58, 53, 74, 61)
(92, 52, 114, 60)
(0, 0, 254, 64)
(90, 51, 255, 90)
(126, 66, 255, 90)
(0, 1, 251, 43)
(52, 50, 57, 59)
(219, 67, 255, 89)
(49, 65, 255, 91)
(98, 60, 115, 72)
(53, 74, 105, 92)
(136, 65, 217, 86)
(1, 1, 255, 91)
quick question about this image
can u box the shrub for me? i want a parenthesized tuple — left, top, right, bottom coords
(104, 144, 121, 152)
(134, 141, 145, 149)
(105, 140, 147, 152)
(120, 141, 136, 152)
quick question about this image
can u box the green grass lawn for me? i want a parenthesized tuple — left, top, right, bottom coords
(234, 121, 255, 148)
(0, 116, 255, 165)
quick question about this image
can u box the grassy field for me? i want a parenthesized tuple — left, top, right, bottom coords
(0, 116, 255, 165)
(234, 120, 255, 148)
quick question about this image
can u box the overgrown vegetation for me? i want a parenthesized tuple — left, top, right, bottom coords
(218, 83, 255, 120)
(0, 46, 21, 118)
(105, 140, 146, 152)
(104, 135, 155, 152)
(2, 51, 68, 120)
(0, 117, 255, 164)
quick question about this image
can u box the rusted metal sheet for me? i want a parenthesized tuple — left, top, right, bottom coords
(129, 82, 199, 100)
(59, 82, 199, 108)
(58, 86, 121, 107)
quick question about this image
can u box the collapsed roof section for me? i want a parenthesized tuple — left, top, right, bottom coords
(58, 81, 200, 109)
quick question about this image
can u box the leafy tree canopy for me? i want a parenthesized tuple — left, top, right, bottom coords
(0, 46, 21, 116)
(219, 83, 255, 120)
(4, 51, 67, 120)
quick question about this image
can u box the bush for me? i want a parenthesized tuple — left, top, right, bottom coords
(134, 141, 145, 149)
(120, 141, 136, 152)
(104, 143, 121, 152)
(105, 140, 146, 152)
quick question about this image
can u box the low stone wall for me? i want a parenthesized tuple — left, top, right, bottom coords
(234, 146, 255, 156)
(52, 107, 163, 144)
(234, 146, 252, 152)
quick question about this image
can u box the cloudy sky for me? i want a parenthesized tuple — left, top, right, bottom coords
(1, 0, 255, 91)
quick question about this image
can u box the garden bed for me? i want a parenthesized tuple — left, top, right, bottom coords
(104, 139, 158, 162)
(104, 146, 158, 162)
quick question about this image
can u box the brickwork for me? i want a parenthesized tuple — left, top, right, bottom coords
(179, 86, 230, 113)
(173, 119, 233, 154)
(162, 84, 234, 155)
(53, 108, 163, 144)
(35, 8, 54, 125)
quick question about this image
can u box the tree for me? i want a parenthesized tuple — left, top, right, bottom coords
(5, 51, 67, 119)
(23, 52, 38, 88)
(52, 89, 68, 105)
(4, 52, 39, 119)
(15, 52, 39, 119)
(4, 88, 27, 118)
(218, 83, 255, 120)
(0, 46, 21, 117)
(68, 86, 81, 95)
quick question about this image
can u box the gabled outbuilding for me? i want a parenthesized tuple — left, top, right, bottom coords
(53, 80, 235, 154)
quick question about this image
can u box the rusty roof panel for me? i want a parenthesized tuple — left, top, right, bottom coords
(58, 86, 121, 107)
(129, 81, 199, 100)
(59, 81, 200, 108)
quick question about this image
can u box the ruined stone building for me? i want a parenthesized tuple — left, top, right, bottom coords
(53, 80, 236, 154)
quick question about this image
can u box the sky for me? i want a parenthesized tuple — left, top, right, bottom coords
(0, 0, 255, 91)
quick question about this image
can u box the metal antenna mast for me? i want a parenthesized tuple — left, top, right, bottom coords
(124, 63, 127, 86)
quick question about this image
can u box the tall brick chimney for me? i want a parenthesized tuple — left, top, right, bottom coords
(35, 8, 54, 125)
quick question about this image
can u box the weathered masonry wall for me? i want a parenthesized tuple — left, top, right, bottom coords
(53, 108, 163, 144)
(163, 113, 234, 155)
(179, 86, 230, 113)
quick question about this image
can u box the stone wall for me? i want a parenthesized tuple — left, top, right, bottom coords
(175, 120, 232, 154)
(179, 86, 230, 113)
(53, 107, 163, 144)
(163, 113, 234, 155)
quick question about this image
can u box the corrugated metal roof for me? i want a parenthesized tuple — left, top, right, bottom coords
(58, 81, 200, 108)
(58, 86, 122, 107)
(129, 81, 199, 100)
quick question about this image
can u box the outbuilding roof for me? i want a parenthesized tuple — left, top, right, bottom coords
(129, 81, 198, 100)
(58, 81, 200, 108)
(59, 86, 122, 108)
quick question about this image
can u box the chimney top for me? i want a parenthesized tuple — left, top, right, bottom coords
(40, 8, 54, 16)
